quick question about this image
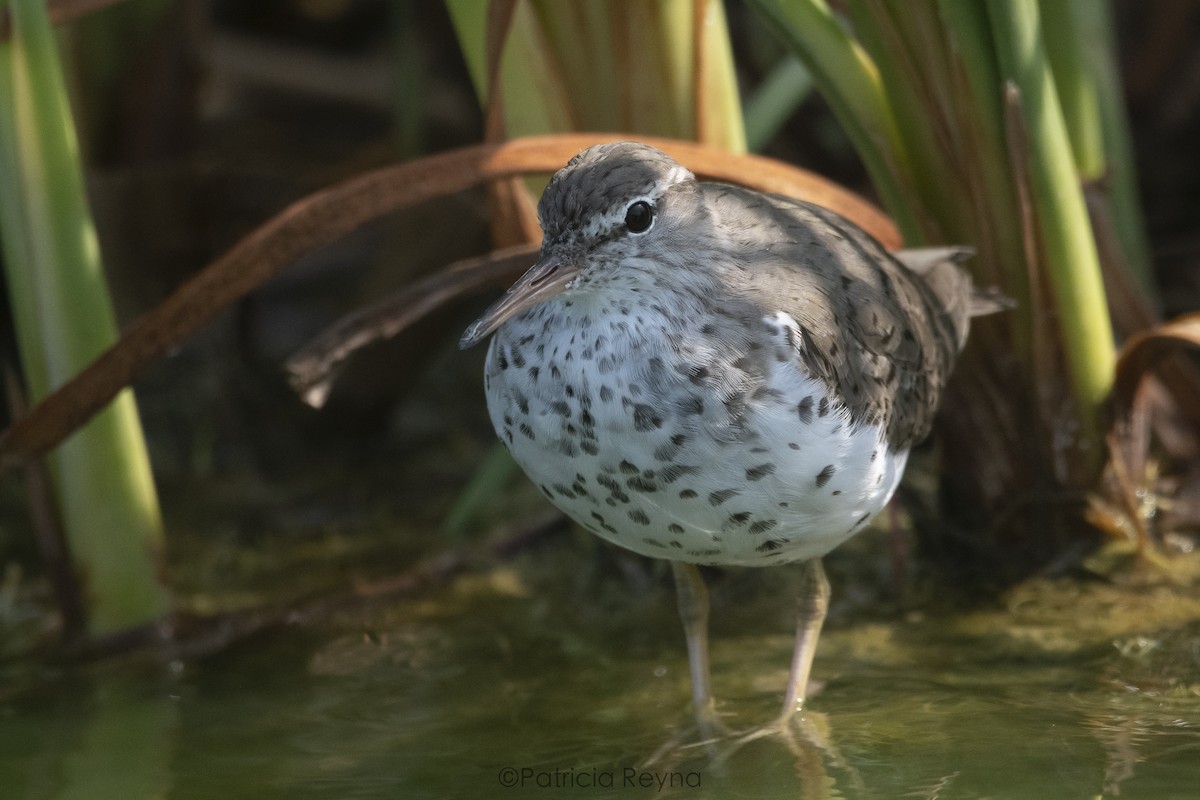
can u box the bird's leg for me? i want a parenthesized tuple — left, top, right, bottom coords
(721, 558, 833, 755)
(670, 561, 723, 738)
(780, 558, 830, 717)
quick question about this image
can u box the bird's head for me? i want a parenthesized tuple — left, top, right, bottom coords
(459, 142, 697, 349)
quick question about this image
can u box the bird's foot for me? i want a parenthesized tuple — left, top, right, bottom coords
(713, 706, 837, 766)
(641, 703, 735, 769)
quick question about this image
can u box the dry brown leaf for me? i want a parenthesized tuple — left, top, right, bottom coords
(286, 244, 538, 408)
(0, 134, 896, 472)
(1096, 313, 1200, 553)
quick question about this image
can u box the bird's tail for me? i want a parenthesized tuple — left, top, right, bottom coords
(894, 246, 1014, 349)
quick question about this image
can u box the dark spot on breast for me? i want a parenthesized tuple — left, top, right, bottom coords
(818, 397, 830, 417)
(628, 509, 651, 525)
(642, 538, 667, 549)
(756, 539, 785, 553)
(600, 385, 614, 403)
(728, 511, 751, 525)
(550, 401, 571, 417)
(580, 441, 599, 455)
(788, 442, 800, 450)
(619, 460, 638, 474)
(590, 511, 617, 533)
(797, 396, 813, 423)
(510, 349, 526, 368)
(688, 366, 709, 385)
(748, 519, 778, 534)
(659, 464, 698, 484)
(752, 386, 783, 402)
(668, 523, 685, 535)
(746, 463, 776, 481)
(688, 548, 723, 558)
(528, 366, 540, 381)
(708, 489, 738, 505)
(679, 489, 698, 499)
(633, 404, 664, 431)
(816, 464, 835, 487)
(498, 350, 509, 370)
(552, 483, 575, 498)
(519, 423, 535, 440)
(653, 442, 680, 462)
(626, 476, 659, 493)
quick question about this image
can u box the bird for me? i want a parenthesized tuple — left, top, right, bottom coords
(459, 141, 1001, 736)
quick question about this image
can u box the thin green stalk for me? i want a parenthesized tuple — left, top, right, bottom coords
(1039, 0, 1106, 179)
(747, 0, 922, 242)
(445, 0, 745, 151)
(443, 0, 488, 96)
(0, 0, 170, 634)
(1067, 0, 1153, 289)
(847, 1, 960, 243)
(743, 55, 811, 152)
(691, 0, 746, 151)
(442, 445, 519, 537)
(935, 0, 1033, 343)
(987, 0, 1115, 442)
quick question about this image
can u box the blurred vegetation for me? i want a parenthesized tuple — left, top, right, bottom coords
(0, 0, 1197, 654)
(0, 0, 169, 637)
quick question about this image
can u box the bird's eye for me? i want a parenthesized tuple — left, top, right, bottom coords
(624, 200, 654, 234)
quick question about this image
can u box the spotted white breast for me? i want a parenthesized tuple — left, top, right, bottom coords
(483, 294, 906, 567)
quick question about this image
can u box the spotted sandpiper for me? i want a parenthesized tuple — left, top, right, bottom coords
(460, 142, 999, 734)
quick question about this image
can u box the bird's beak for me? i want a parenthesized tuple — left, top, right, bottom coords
(459, 255, 580, 349)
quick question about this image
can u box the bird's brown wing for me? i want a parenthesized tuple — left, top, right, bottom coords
(707, 185, 974, 449)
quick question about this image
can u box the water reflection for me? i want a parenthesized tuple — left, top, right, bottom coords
(2, 550, 1200, 799)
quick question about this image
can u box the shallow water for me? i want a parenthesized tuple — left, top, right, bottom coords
(3, 533, 1200, 800)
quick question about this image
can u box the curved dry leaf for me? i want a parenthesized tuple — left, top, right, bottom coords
(1113, 313, 1200, 412)
(0, 133, 895, 471)
(286, 244, 538, 408)
(1097, 312, 1200, 556)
